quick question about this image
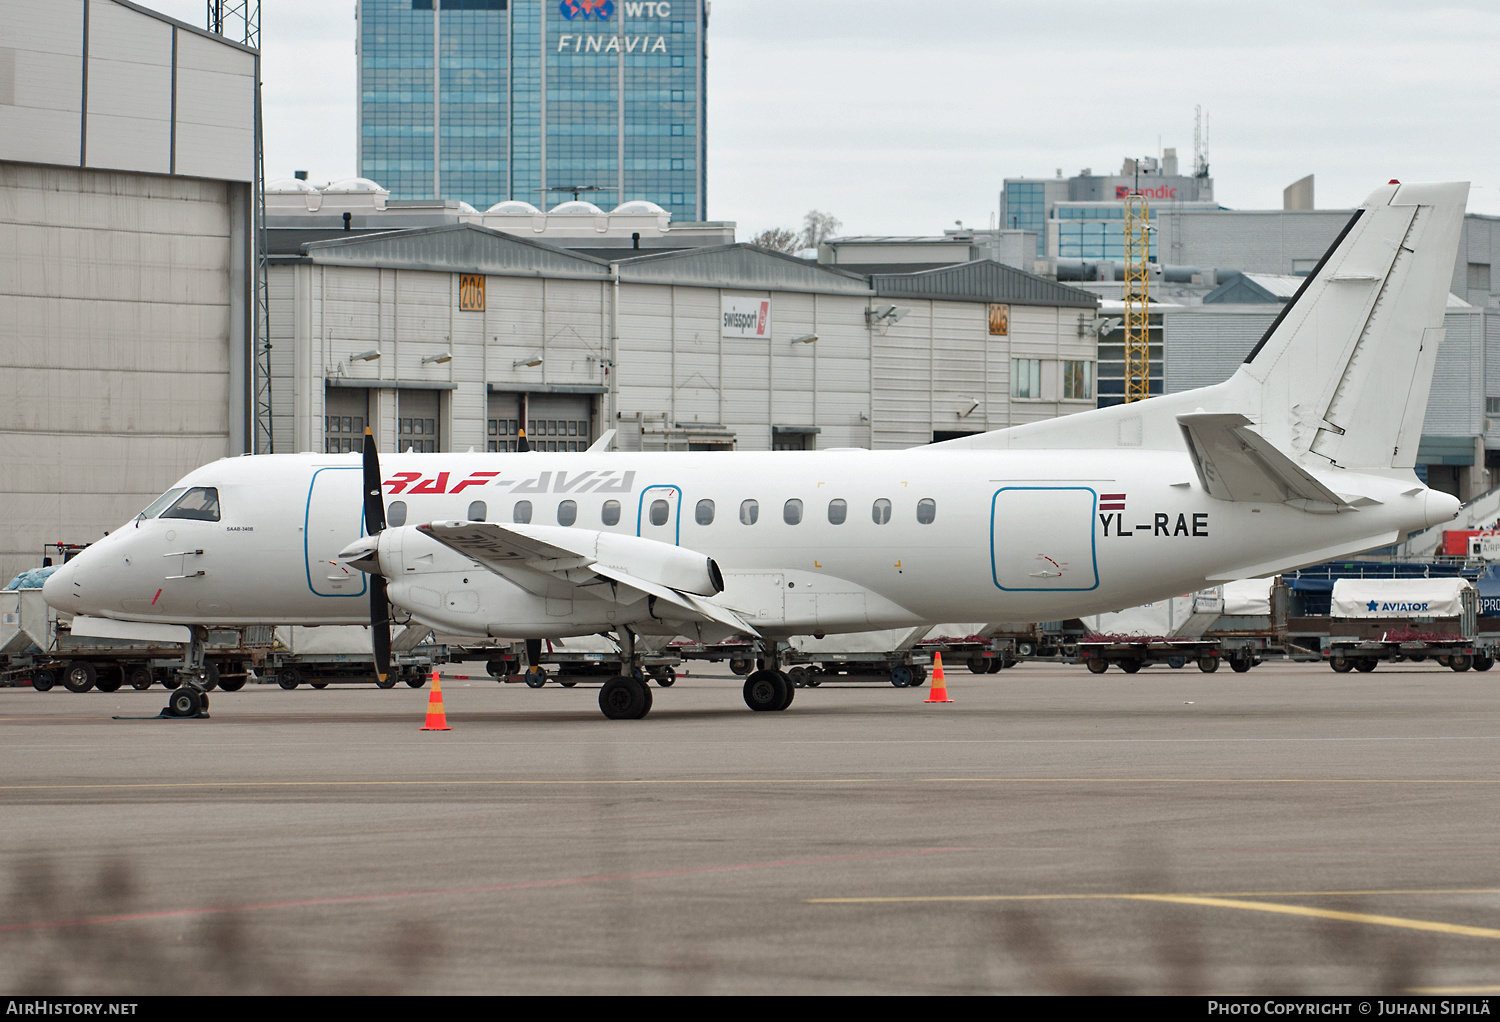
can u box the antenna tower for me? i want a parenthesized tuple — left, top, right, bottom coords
(207, 1, 272, 453)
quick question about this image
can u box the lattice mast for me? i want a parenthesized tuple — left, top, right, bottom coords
(206, 2, 272, 452)
(1122, 190, 1151, 403)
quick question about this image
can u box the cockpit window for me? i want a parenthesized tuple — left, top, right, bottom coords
(159, 487, 221, 522)
(140, 488, 188, 520)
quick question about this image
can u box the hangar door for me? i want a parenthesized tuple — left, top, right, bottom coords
(991, 487, 1098, 592)
(528, 394, 594, 452)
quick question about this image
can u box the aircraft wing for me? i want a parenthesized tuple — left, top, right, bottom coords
(1177, 413, 1362, 512)
(416, 521, 759, 636)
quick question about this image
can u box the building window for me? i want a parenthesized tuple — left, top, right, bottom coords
(916, 498, 936, 525)
(671, 55, 684, 68)
(1487, 397, 1500, 416)
(1012, 358, 1042, 400)
(671, 158, 684, 171)
(513, 500, 532, 524)
(671, 193, 685, 205)
(601, 500, 621, 526)
(1062, 360, 1094, 400)
(740, 499, 759, 525)
(872, 499, 891, 525)
(827, 499, 847, 525)
(487, 416, 521, 453)
(695, 499, 715, 525)
(671, 89, 684, 102)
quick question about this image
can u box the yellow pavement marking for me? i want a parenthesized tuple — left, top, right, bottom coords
(808, 890, 1500, 941)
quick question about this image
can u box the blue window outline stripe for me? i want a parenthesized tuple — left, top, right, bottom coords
(989, 486, 1099, 592)
(304, 466, 370, 599)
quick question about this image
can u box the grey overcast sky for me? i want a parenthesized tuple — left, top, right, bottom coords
(149, 0, 1500, 237)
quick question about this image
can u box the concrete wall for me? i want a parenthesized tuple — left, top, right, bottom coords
(0, 162, 236, 580)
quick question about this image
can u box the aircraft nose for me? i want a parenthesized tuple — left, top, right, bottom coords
(1423, 488, 1462, 528)
(41, 558, 78, 612)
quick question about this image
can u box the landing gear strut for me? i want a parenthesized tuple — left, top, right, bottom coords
(742, 642, 794, 712)
(162, 627, 212, 718)
(599, 627, 652, 720)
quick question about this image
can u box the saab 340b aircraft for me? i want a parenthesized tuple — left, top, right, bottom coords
(45, 181, 1468, 719)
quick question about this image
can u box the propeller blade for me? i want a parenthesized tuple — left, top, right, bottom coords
(517, 427, 530, 453)
(362, 428, 391, 682)
(362, 427, 386, 534)
(371, 575, 391, 684)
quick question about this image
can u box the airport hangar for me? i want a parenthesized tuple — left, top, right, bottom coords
(261, 185, 1101, 465)
(0, 0, 258, 583)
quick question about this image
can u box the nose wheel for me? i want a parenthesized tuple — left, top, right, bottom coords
(163, 685, 210, 718)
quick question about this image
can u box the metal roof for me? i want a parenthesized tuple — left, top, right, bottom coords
(870, 260, 1099, 309)
(612, 245, 873, 295)
(301, 224, 611, 280)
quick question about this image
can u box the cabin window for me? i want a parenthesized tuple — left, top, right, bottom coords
(160, 487, 221, 522)
(916, 498, 936, 524)
(695, 499, 715, 525)
(557, 500, 577, 526)
(827, 499, 847, 525)
(872, 498, 891, 525)
(649, 499, 670, 526)
(784, 498, 803, 525)
(740, 499, 759, 525)
(387, 500, 407, 527)
(513, 500, 533, 524)
(601, 499, 621, 526)
(467, 501, 487, 522)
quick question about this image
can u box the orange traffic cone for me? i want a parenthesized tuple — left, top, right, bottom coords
(421, 671, 451, 731)
(925, 652, 953, 703)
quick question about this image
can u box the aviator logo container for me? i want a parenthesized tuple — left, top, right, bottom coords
(560, 0, 614, 18)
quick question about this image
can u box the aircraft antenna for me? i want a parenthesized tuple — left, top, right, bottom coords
(1123, 181, 1151, 403)
(207, 2, 272, 453)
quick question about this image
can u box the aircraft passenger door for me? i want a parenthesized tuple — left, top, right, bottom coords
(990, 487, 1099, 592)
(305, 467, 368, 598)
(637, 486, 681, 546)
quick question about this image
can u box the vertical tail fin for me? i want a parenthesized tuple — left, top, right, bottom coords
(1238, 181, 1467, 471)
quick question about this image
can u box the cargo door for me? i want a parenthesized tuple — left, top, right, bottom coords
(991, 487, 1099, 592)
(305, 467, 368, 598)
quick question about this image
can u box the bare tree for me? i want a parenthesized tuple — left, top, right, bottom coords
(800, 210, 842, 251)
(751, 227, 801, 254)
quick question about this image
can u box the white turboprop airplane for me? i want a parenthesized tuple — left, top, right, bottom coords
(45, 181, 1468, 719)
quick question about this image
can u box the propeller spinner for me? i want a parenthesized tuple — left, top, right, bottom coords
(362, 428, 392, 684)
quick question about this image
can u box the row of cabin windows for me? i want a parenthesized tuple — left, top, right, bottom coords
(384, 497, 937, 529)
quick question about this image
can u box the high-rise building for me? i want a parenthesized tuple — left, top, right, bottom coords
(357, 0, 707, 219)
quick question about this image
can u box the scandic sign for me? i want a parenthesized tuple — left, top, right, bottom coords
(722, 298, 771, 338)
(1116, 184, 1179, 199)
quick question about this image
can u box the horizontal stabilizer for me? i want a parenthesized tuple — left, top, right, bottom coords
(1178, 413, 1355, 511)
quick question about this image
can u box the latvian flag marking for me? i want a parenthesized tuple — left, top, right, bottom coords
(1100, 492, 1127, 511)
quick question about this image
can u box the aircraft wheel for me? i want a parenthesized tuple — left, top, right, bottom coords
(1198, 657, 1219, 673)
(127, 666, 154, 691)
(32, 669, 56, 692)
(743, 670, 787, 712)
(94, 665, 123, 693)
(1086, 658, 1109, 674)
(889, 665, 914, 688)
(278, 668, 302, 690)
(1329, 657, 1354, 673)
(775, 671, 795, 710)
(525, 666, 548, 689)
(1120, 660, 1142, 674)
(166, 687, 203, 718)
(1450, 654, 1473, 673)
(1231, 658, 1254, 674)
(63, 661, 97, 693)
(1474, 655, 1494, 672)
(1354, 659, 1378, 673)
(599, 675, 650, 719)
